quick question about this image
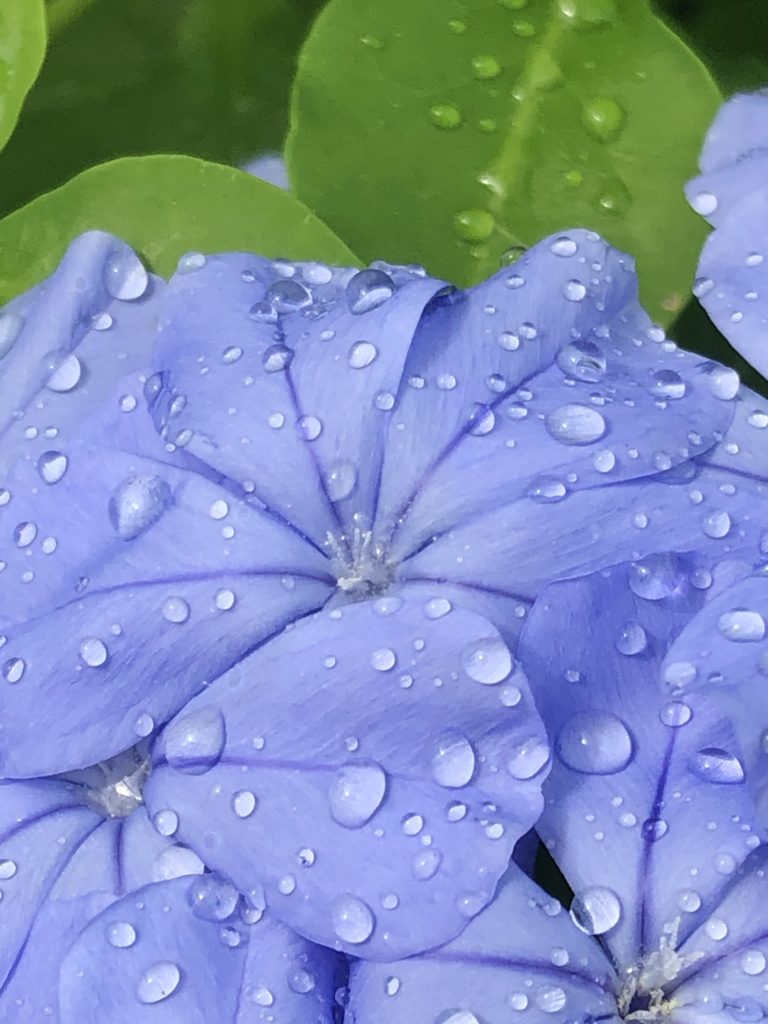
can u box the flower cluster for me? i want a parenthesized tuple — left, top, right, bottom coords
(1, 108, 768, 1019)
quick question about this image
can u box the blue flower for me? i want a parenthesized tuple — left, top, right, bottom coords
(342, 557, 768, 1023)
(1, 225, 766, 968)
(54, 554, 768, 1021)
(687, 91, 768, 379)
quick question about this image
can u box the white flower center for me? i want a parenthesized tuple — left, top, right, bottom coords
(327, 515, 395, 599)
(618, 919, 704, 1021)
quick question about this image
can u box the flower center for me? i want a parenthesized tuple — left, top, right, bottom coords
(617, 919, 704, 1021)
(326, 514, 395, 600)
(66, 745, 150, 819)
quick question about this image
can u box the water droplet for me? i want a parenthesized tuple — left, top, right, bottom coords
(266, 279, 311, 312)
(691, 191, 718, 216)
(442, 1013, 481, 1024)
(161, 596, 190, 624)
(741, 949, 767, 976)
(164, 707, 226, 774)
(326, 461, 358, 501)
(0, 859, 17, 880)
(556, 711, 633, 774)
(349, 341, 378, 368)
(650, 369, 686, 400)
(431, 733, 476, 788)
(106, 921, 137, 947)
(689, 748, 745, 784)
(104, 248, 149, 300)
(79, 637, 108, 667)
(507, 737, 549, 779)
(232, 790, 257, 818)
(703, 510, 731, 539)
(559, 0, 618, 28)
(252, 986, 274, 1007)
(453, 209, 495, 243)
(186, 874, 239, 921)
(371, 648, 396, 671)
(659, 701, 692, 727)
(288, 969, 316, 994)
(461, 636, 512, 684)
(0, 312, 23, 360)
(136, 961, 181, 1004)
(551, 235, 578, 257)
(45, 351, 82, 393)
(412, 848, 443, 880)
(332, 894, 374, 944)
(545, 403, 606, 445)
(297, 415, 323, 441)
(471, 54, 501, 79)
(582, 97, 625, 140)
(615, 621, 647, 656)
(262, 344, 294, 373)
(37, 450, 68, 485)
(109, 476, 172, 541)
(570, 886, 621, 934)
(563, 279, 587, 302)
(329, 762, 387, 828)
(3, 657, 25, 683)
(346, 269, 394, 314)
(555, 340, 606, 382)
(429, 103, 462, 129)
(707, 365, 740, 400)
(717, 609, 766, 642)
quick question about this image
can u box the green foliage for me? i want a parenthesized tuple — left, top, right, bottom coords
(288, 0, 721, 323)
(0, 0, 46, 155)
(0, 155, 357, 303)
(0, 0, 323, 217)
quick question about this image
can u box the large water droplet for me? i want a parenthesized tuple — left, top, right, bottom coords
(106, 921, 137, 948)
(136, 961, 181, 1004)
(45, 351, 82, 393)
(326, 461, 358, 501)
(507, 737, 549, 779)
(328, 762, 387, 827)
(104, 248, 149, 300)
(186, 874, 239, 921)
(349, 341, 378, 368)
(346, 269, 394, 314)
(545, 403, 606, 445)
(650, 369, 686, 401)
(555, 340, 606, 382)
(109, 476, 172, 541)
(332, 894, 375, 944)
(266, 279, 312, 312)
(431, 732, 476, 788)
(37, 451, 68, 485)
(461, 637, 512, 684)
(689, 748, 745, 784)
(164, 707, 226, 774)
(570, 886, 621, 934)
(556, 711, 633, 774)
(582, 97, 625, 140)
(717, 609, 766, 643)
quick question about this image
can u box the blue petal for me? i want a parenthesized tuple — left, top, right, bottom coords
(698, 93, 768, 176)
(378, 231, 734, 566)
(662, 569, 768, 824)
(59, 875, 343, 1023)
(145, 587, 549, 960)
(518, 560, 765, 969)
(674, 847, 768, 1023)
(151, 252, 447, 542)
(244, 153, 289, 190)
(0, 367, 333, 777)
(347, 865, 618, 1024)
(0, 774, 189, 1017)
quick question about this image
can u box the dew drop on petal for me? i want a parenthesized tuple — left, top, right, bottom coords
(346, 269, 394, 314)
(349, 341, 379, 368)
(507, 737, 549, 780)
(45, 351, 82, 393)
(707, 365, 740, 401)
(106, 921, 137, 948)
(332, 894, 375, 944)
(161, 596, 190, 624)
(556, 711, 633, 775)
(431, 733, 476, 788)
(109, 476, 172, 541)
(461, 637, 512, 684)
(136, 961, 181, 1004)
(186, 874, 239, 921)
(717, 609, 766, 642)
(164, 708, 226, 774)
(79, 637, 108, 667)
(37, 451, 68, 485)
(545, 403, 606, 445)
(0, 312, 23, 360)
(691, 191, 718, 216)
(232, 790, 257, 818)
(555, 340, 606, 382)
(104, 248, 149, 300)
(328, 763, 387, 828)
(615, 621, 647, 656)
(570, 886, 621, 934)
(689, 747, 745, 784)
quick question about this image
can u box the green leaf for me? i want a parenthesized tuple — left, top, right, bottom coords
(0, 155, 358, 303)
(288, 0, 721, 323)
(0, 0, 46, 154)
(0, 0, 324, 216)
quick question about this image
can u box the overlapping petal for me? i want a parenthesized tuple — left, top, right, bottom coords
(687, 91, 768, 378)
(149, 252, 447, 540)
(146, 588, 549, 960)
(519, 560, 766, 969)
(59, 875, 343, 1024)
(347, 865, 618, 1024)
(0, 773, 185, 1018)
(0, 359, 333, 777)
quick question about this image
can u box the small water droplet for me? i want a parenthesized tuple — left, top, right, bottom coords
(689, 747, 745, 784)
(615, 621, 647, 656)
(582, 97, 625, 140)
(461, 637, 512, 684)
(37, 451, 68, 485)
(0, 312, 23, 360)
(349, 341, 378, 368)
(332, 894, 375, 944)
(136, 961, 181, 1004)
(45, 351, 82, 393)
(453, 209, 495, 243)
(429, 103, 462, 129)
(545, 403, 606, 445)
(556, 711, 633, 774)
(717, 609, 766, 642)
(79, 637, 108, 667)
(109, 476, 172, 541)
(555, 340, 606, 382)
(106, 920, 137, 947)
(328, 762, 387, 828)
(691, 191, 718, 216)
(471, 54, 501, 79)
(164, 707, 226, 774)
(346, 269, 394, 314)
(570, 886, 621, 934)
(431, 733, 476, 788)
(104, 248, 149, 300)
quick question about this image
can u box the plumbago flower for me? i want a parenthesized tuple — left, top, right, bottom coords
(687, 91, 768, 378)
(56, 553, 768, 1021)
(2, 221, 768, 1010)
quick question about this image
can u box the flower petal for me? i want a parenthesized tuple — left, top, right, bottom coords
(698, 92, 768, 176)
(59, 876, 343, 1023)
(151, 253, 447, 542)
(380, 234, 735, 565)
(146, 588, 549, 959)
(519, 560, 765, 969)
(347, 865, 618, 1024)
(0, 372, 332, 777)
